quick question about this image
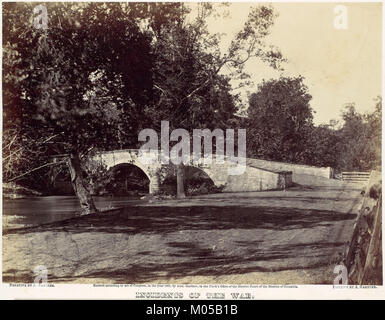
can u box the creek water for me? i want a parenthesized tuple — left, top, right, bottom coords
(2, 196, 142, 230)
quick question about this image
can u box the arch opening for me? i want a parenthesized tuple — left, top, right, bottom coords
(103, 163, 150, 197)
(185, 166, 220, 195)
(160, 166, 221, 196)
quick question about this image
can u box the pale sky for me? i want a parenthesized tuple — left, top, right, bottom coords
(195, 2, 382, 125)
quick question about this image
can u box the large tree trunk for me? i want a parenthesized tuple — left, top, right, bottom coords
(176, 163, 186, 199)
(68, 153, 97, 215)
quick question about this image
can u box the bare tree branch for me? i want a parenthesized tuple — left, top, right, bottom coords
(7, 160, 66, 183)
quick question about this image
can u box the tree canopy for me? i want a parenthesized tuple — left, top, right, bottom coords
(246, 75, 381, 172)
(246, 76, 314, 163)
(3, 2, 285, 208)
(2, 3, 381, 210)
(3, 3, 155, 212)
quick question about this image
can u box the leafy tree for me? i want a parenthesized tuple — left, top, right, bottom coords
(246, 76, 313, 163)
(300, 98, 381, 172)
(3, 3, 285, 204)
(304, 122, 342, 168)
(2, 3, 154, 213)
(141, 3, 285, 197)
(363, 97, 382, 170)
(335, 99, 381, 171)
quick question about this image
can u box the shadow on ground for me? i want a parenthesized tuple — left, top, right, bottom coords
(68, 241, 346, 284)
(3, 184, 359, 284)
(4, 205, 356, 236)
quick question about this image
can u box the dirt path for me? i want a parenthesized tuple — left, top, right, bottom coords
(2, 179, 363, 284)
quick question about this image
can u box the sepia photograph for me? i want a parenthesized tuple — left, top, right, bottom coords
(1, 0, 383, 294)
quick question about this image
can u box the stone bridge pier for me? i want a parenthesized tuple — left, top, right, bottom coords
(148, 175, 160, 194)
(93, 149, 164, 194)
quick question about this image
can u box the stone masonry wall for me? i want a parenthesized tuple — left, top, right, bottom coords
(246, 158, 333, 179)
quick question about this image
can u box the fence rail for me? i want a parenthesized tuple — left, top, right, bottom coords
(341, 171, 371, 182)
(345, 170, 382, 284)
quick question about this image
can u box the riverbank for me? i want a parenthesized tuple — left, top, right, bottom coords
(3, 181, 362, 284)
(2, 182, 43, 199)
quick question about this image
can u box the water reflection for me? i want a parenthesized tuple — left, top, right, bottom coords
(2, 196, 141, 230)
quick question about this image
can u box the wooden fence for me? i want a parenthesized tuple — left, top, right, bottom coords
(345, 170, 382, 284)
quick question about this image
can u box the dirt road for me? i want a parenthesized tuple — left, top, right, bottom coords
(2, 176, 364, 284)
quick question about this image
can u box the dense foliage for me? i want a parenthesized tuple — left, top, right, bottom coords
(246, 76, 381, 172)
(2, 3, 381, 210)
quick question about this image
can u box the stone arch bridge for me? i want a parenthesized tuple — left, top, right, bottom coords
(87, 149, 294, 194)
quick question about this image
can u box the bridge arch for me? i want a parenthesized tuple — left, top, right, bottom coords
(185, 164, 227, 190)
(104, 159, 152, 181)
(97, 151, 161, 194)
(106, 163, 151, 195)
(185, 166, 215, 192)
